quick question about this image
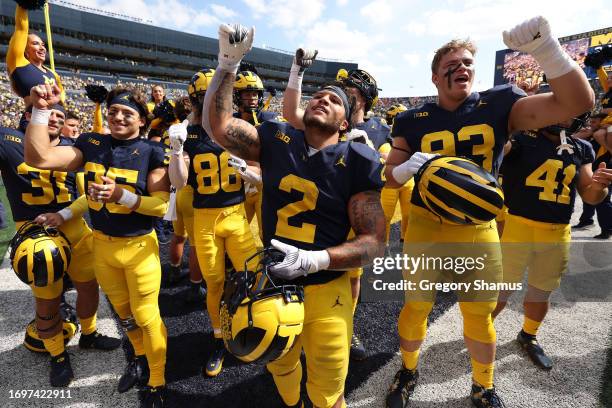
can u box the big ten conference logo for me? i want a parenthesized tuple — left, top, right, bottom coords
(275, 130, 291, 144)
(88, 137, 100, 145)
(414, 111, 429, 118)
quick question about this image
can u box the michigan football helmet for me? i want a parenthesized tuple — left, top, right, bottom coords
(220, 248, 304, 364)
(234, 71, 265, 112)
(415, 156, 504, 225)
(10, 221, 71, 287)
(188, 68, 215, 102)
(336, 68, 349, 82)
(24, 303, 79, 353)
(342, 69, 380, 112)
(385, 103, 408, 125)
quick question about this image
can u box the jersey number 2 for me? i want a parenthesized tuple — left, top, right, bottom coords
(276, 174, 319, 244)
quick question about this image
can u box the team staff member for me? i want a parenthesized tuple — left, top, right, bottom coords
(168, 68, 260, 377)
(0, 104, 119, 388)
(24, 84, 171, 408)
(6, 0, 64, 106)
(202, 24, 386, 408)
(492, 114, 612, 369)
(384, 16, 594, 407)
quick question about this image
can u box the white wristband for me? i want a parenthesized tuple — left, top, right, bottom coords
(57, 207, 73, 222)
(242, 168, 262, 185)
(607, 125, 612, 133)
(312, 249, 330, 272)
(30, 107, 51, 126)
(531, 38, 578, 79)
(287, 62, 304, 92)
(217, 61, 240, 75)
(117, 189, 139, 209)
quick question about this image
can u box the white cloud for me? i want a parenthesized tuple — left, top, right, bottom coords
(403, 53, 421, 67)
(403, 22, 426, 36)
(360, 0, 393, 24)
(241, 0, 325, 29)
(336, 0, 349, 5)
(210, 4, 237, 20)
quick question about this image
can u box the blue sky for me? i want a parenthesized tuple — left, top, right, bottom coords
(67, 0, 611, 97)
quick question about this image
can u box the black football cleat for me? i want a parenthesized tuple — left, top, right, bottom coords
(350, 333, 368, 361)
(516, 330, 553, 370)
(386, 366, 419, 408)
(138, 385, 166, 408)
(593, 231, 612, 240)
(204, 339, 226, 377)
(50, 351, 74, 387)
(118, 355, 149, 393)
(79, 331, 122, 351)
(471, 383, 505, 408)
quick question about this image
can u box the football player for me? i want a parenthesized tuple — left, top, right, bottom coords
(201, 24, 386, 408)
(168, 68, 260, 378)
(282, 51, 388, 361)
(381, 104, 413, 245)
(383, 17, 594, 407)
(60, 111, 80, 140)
(165, 96, 205, 301)
(6, 1, 65, 106)
(491, 111, 612, 370)
(25, 84, 171, 408)
(0, 103, 120, 388)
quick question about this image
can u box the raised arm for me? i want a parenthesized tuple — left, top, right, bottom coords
(505, 17, 594, 132)
(282, 48, 318, 130)
(202, 24, 260, 162)
(167, 120, 190, 188)
(24, 84, 83, 171)
(6, 5, 30, 73)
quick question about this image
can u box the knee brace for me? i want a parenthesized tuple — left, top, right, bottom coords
(460, 302, 496, 344)
(36, 312, 62, 336)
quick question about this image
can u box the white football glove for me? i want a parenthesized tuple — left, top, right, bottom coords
(295, 48, 318, 71)
(391, 152, 438, 184)
(269, 239, 330, 280)
(168, 119, 188, 155)
(502, 16, 576, 79)
(344, 129, 374, 149)
(288, 48, 318, 91)
(228, 154, 247, 173)
(218, 23, 255, 73)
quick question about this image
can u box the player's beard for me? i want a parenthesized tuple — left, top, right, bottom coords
(303, 110, 342, 135)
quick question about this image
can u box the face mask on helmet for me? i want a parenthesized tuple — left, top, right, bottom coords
(343, 69, 379, 112)
(543, 112, 591, 137)
(220, 247, 304, 364)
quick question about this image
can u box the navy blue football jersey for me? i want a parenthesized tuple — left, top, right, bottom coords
(392, 84, 525, 209)
(591, 139, 612, 169)
(0, 128, 77, 222)
(355, 116, 391, 151)
(503, 131, 594, 224)
(258, 120, 385, 285)
(233, 110, 278, 127)
(74, 133, 168, 237)
(183, 125, 245, 208)
(11, 64, 59, 98)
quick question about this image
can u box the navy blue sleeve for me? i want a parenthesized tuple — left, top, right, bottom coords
(148, 142, 169, 172)
(579, 139, 596, 165)
(349, 142, 385, 195)
(74, 132, 93, 154)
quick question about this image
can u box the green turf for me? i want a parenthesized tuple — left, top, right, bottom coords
(601, 327, 612, 407)
(0, 183, 16, 257)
